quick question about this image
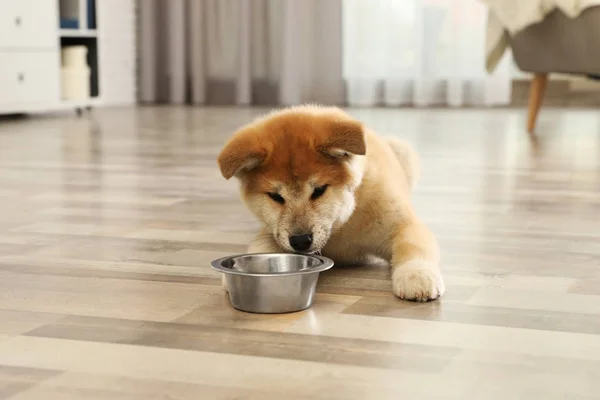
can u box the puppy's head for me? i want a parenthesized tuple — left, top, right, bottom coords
(217, 106, 366, 253)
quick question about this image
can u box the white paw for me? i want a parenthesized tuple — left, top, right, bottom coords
(392, 260, 445, 302)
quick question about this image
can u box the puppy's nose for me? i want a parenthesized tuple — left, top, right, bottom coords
(289, 234, 313, 252)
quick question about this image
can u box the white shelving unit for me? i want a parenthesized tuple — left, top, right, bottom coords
(59, 29, 97, 38)
(58, 0, 99, 115)
(0, 0, 100, 115)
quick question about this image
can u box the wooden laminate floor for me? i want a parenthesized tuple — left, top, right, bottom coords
(0, 107, 599, 399)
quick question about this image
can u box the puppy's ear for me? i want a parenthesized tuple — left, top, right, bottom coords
(217, 128, 267, 179)
(320, 119, 366, 158)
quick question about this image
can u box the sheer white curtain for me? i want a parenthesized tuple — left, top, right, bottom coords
(342, 0, 511, 107)
(138, 0, 509, 107)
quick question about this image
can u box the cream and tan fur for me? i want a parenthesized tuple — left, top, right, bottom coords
(217, 105, 444, 301)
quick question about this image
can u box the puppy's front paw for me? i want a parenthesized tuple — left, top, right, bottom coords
(392, 260, 444, 302)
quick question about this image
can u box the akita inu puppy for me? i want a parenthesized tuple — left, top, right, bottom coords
(217, 105, 444, 301)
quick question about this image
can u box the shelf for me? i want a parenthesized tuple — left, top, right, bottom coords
(60, 29, 97, 38)
(60, 97, 101, 109)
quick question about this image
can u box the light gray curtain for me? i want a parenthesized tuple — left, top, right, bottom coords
(138, 0, 344, 106)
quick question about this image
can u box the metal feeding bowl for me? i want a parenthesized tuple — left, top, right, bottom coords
(211, 253, 334, 314)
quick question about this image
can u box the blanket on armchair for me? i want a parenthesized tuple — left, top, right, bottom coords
(481, 0, 600, 72)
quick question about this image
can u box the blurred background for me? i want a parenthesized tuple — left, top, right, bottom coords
(1, 0, 598, 121)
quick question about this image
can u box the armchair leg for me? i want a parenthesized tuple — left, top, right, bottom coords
(527, 73, 548, 133)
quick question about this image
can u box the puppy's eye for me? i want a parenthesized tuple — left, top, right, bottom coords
(267, 192, 285, 204)
(311, 185, 328, 200)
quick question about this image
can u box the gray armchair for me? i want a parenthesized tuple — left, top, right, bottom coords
(509, 7, 600, 133)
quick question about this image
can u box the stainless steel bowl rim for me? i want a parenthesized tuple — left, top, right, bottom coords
(211, 253, 334, 277)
